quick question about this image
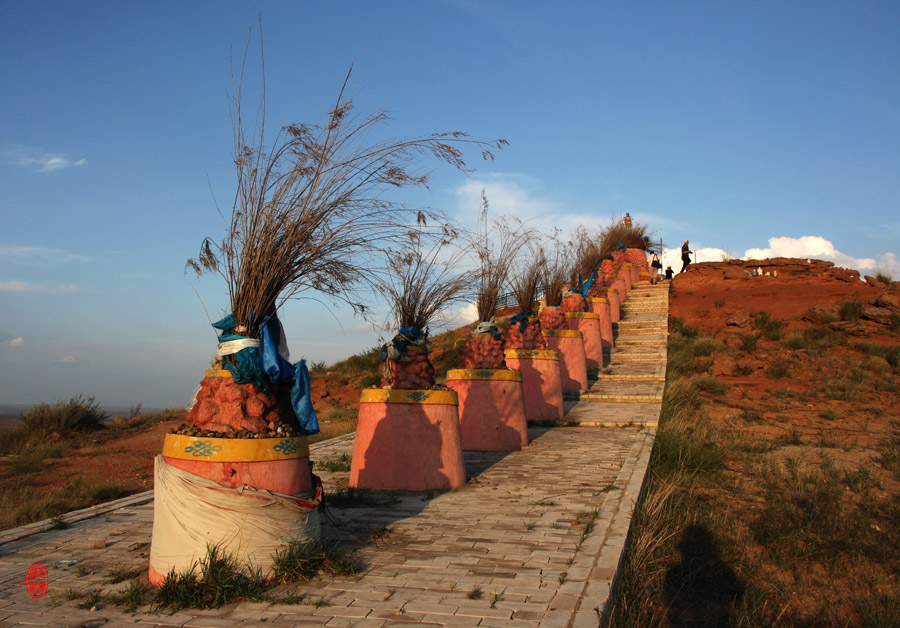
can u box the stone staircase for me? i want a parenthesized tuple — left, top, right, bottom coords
(563, 281, 669, 427)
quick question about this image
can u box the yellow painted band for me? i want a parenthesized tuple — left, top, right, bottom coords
(587, 297, 609, 304)
(504, 349, 560, 360)
(360, 388, 458, 405)
(162, 433, 310, 461)
(206, 369, 233, 378)
(542, 329, 583, 339)
(565, 312, 601, 319)
(446, 368, 523, 382)
(541, 305, 560, 310)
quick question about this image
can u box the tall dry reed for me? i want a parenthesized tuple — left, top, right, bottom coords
(472, 189, 533, 321)
(187, 64, 506, 336)
(540, 230, 568, 306)
(378, 224, 473, 332)
(510, 244, 543, 314)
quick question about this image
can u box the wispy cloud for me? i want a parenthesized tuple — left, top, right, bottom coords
(453, 174, 633, 237)
(55, 355, 76, 364)
(0, 245, 92, 265)
(0, 335, 24, 347)
(0, 280, 80, 294)
(1, 145, 87, 173)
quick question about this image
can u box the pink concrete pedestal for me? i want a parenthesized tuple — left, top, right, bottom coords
(446, 369, 528, 451)
(617, 271, 632, 293)
(587, 297, 615, 349)
(150, 433, 314, 586)
(613, 276, 628, 303)
(503, 349, 564, 422)
(350, 389, 466, 490)
(564, 312, 603, 369)
(541, 330, 588, 390)
(627, 263, 639, 284)
(625, 248, 651, 274)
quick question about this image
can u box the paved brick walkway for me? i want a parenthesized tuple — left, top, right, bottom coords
(0, 283, 668, 628)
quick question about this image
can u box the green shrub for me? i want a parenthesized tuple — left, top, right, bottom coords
(752, 312, 784, 341)
(737, 332, 759, 352)
(654, 408, 726, 477)
(155, 545, 267, 611)
(84, 484, 126, 502)
(765, 356, 792, 380)
(691, 374, 728, 395)
(20, 395, 107, 437)
(784, 332, 808, 350)
(9, 443, 66, 473)
(271, 541, 361, 583)
(315, 452, 352, 473)
(838, 300, 864, 323)
(670, 317, 698, 338)
(689, 336, 722, 357)
(854, 342, 900, 369)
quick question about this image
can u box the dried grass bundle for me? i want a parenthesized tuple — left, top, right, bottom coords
(379, 224, 473, 332)
(510, 244, 543, 314)
(187, 66, 506, 336)
(597, 220, 652, 261)
(566, 226, 602, 290)
(472, 190, 533, 321)
(539, 230, 568, 306)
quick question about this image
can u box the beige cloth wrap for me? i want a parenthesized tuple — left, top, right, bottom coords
(149, 455, 320, 579)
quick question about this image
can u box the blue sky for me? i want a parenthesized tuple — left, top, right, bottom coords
(2, 1, 899, 408)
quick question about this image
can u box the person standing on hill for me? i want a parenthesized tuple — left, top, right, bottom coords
(624, 212, 633, 227)
(680, 240, 693, 273)
(665, 266, 674, 280)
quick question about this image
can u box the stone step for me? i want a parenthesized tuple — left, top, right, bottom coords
(562, 400, 661, 427)
(584, 380, 664, 400)
(615, 337, 667, 347)
(596, 373, 666, 382)
(609, 352, 667, 362)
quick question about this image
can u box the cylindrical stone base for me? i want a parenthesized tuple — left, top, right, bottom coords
(350, 389, 466, 491)
(149, 434, 316, 586)
(565, 312, 603, 369)
(586, 297, 615, 349)
(503, 350, 564, 422)
(446, 369, 528, 451)
(613, 277, 628, 302)
(541, 330, 588, 390)
(608, 288, 621, 322)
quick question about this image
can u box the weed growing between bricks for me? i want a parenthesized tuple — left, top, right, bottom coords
(607, 318, 900, 627)
(63, 541, 363, 613)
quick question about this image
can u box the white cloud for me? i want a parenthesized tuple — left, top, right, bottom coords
(0, 245, 92, 265)
(56, 355, 76, 364)
(1, 145, 87, 172)
(453, 174, 601, 236)
(0, 280, 80, 293)
(660, 235, 900, 279)
(10, 337, 23, 347)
